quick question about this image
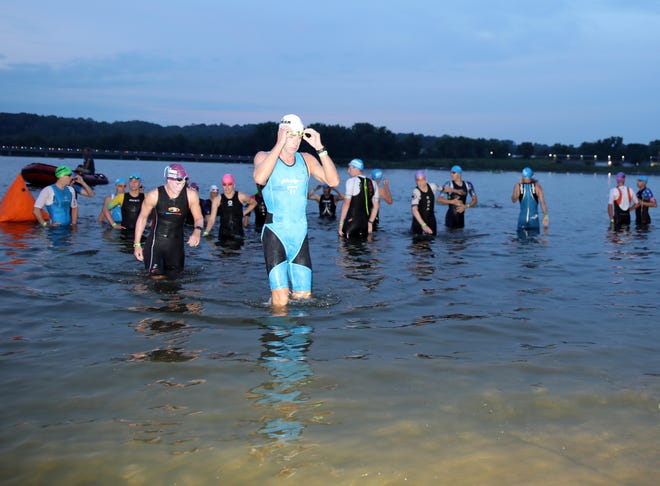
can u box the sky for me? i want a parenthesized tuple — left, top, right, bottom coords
(1, 0, 659, 146)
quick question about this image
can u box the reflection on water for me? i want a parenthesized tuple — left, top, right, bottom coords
(249, 317, 314, 446)
(407, 238, 436, 279)
(336, 238, 384, 291)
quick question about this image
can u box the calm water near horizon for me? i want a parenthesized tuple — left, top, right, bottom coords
(1, 156, 658, 485)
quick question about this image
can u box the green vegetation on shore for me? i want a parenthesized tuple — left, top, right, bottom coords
(1, 112, 658, 172)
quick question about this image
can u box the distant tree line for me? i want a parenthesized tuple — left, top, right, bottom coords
(1, 112, 658, 163)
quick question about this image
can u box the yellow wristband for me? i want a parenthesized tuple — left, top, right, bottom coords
(133, 242, 142, 248)
(41, 222, 47, 227)
(111, 222, 117, 227)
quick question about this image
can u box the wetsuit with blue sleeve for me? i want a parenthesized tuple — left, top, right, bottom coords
(261, 153, 311, 292)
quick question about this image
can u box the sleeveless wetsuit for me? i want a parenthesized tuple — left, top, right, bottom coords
(44, 184, 76, 225)
(342, 176, 375, 239)
(636, 187, 654, 225)
(261, 152, 311, 292)
(517, 182, 540, 230)
(443, 180, 475, 229)
(411, 184, 438, 235)
(143, 186, 190, 276)
(319, 193, 337, 219)
(609, 185, 635, 228)
(120, 192, 144, 231)
(219, 192, 245, 240)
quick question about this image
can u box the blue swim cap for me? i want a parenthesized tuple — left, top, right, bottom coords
(522, 167, 533, 178)
(114, 178, 126, 185)
(371, 169, 383, 181)
(638, 175, 648, 183)
(129, 173, 141, 180)
(349, 158, 364, 171)
(450, 165, 462, 174)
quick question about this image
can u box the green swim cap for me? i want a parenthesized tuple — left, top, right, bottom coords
(55, 166, 72, 178)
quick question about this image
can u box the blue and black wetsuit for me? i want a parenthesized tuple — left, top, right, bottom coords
(45, 185, 75, 226)
(261, 153, 311, 292)
(143, 186, 189, 276)
(517, 181, 540, 230)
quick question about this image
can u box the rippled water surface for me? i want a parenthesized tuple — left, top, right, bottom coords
(1, 157, 658, 485)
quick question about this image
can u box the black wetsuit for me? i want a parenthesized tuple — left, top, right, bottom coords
(120, 192, 144, 231)
(253, 192, 267, 231)
(636, 188, 651, 225)
(143, 186, 189, 276)
(318, 193, 337, 219)
(411, 185, 437, 235)
(342, 176, 375, 239)
(219, 192, 244, 240)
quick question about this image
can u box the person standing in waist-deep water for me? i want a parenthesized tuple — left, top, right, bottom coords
(132, 164, 204, 278)
(105, 173, 145, 233)
(308, 184, 344, 219)
(370, 168, 392, 230)
(99, 178, 126, 228)
(204, 173, 257, 243)
(608, 172, 639, 230)
(511, 167, 549, 231)
(437, 165, 478, 229)
(635, 175, 657, 226)
(253, 114, 340, 308)
(338, 158, 380, 239)
(410, 170, 441, 236)
(32, 165, 78, 227)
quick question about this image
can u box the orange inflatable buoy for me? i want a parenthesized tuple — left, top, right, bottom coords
(0, 174, 49, 223)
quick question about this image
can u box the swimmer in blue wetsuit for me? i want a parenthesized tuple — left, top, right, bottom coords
(254, 114, 340, 308)
(33, 165, 78, 227)
(511, 167, 549, 230)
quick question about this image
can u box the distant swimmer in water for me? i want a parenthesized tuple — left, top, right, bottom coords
(511, 167, 549, 231)
(133, 164, 204, 278)
(308, 184, 344, 220)
(253, 114, 340, 308)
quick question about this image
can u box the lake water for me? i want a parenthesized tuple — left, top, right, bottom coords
(0, 156, 658, 485)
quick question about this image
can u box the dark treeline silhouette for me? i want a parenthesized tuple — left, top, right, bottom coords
(1, 112, 658, 164)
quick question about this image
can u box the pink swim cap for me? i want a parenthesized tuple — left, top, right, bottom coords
(221, 173, 235, 185)
(165, 163, 188, 180)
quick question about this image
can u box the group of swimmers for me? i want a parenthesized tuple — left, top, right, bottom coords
(30, 113, 657, 308)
